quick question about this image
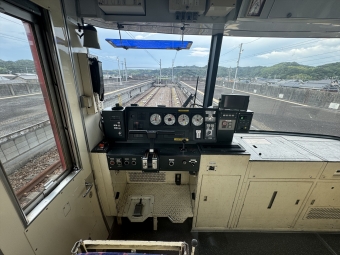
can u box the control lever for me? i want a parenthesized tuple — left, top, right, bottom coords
(133, 198, 143, 217)
(181, 139, 187, 152)
(191, 239, 198, 255)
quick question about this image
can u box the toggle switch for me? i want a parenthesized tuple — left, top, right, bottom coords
(196, 130, 201, 139)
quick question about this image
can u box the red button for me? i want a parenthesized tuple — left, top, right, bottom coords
(99, 143, 104, 149)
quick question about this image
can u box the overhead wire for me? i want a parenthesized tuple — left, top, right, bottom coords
(0, 32, 28, 42)
(262, 49, 340, 66)
(220, 38, 261, 58)
(173, 51, 178, 64)
(220, 46, 239, 57)
(0, 16, 23, 26)
(222, 39, 318, 63)
(124, 31, 160, 65)
(220, 38, 324, 63)
(243, 37, 262, 44)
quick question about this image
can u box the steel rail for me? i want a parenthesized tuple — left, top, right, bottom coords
(15, 160, 61, 199)
(133, 87, 156, 106)
(142, 87, 160, 106)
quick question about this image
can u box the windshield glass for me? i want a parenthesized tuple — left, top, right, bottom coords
(213, 37, 340, 137)
(90, 28, 211, 108)
(91, 30, 340, 137)
(0, 13, 67, 210)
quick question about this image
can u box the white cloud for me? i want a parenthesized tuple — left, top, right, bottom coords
(190, 47, 209, 57)
(192, 47, 209, 51)
(133, 33, 156, 39)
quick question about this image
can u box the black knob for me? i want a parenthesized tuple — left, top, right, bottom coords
(112, 103, 123, 110)
(191, 239, 198, 247)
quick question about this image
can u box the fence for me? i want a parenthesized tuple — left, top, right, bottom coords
(216, 81, 340, 110)
(0, 81, 41, 97)
(0, 120, 55, 174)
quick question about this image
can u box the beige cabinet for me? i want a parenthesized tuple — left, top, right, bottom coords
(238, 181, 313, 229)
(195, 175, 240, 228)
(295, 182, 340, 230)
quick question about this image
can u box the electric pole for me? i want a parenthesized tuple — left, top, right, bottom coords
(117, 57, 122, 85)
(172, 59, 174, 83)
(159, 59, 162, 84)
(124, 58, 127, 81)
(228, 67, 231, 83)
(232, 43, 243, 93)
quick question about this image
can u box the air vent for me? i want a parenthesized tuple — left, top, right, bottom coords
(98, 0, 145, 15)
(128, 172, 166, 183)
(306, 207, 340, 219)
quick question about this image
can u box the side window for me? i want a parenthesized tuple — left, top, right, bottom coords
(0, 13, 67, 211)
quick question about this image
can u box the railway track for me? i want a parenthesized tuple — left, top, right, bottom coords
(176, 87, 187, 106)
(15, 160, 62, 200)
(134, 86, 189, 107)
(171, 87, 184, 107)
(139, 87, 160, 106)
(124, 87, 156, 106)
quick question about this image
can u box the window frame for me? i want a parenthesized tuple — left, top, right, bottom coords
(0, 1, 81, 226)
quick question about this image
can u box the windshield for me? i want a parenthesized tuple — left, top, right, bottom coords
(214, 37, 340, 137)
(90, 28, 211, 109)
(91, 30, 339, 137)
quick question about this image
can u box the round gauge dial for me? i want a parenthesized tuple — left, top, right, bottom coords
(150, 113, 162, 125)
(192, 114, 203, 126)
(178, 114, 190, 126)
(164, 114, 176, 125)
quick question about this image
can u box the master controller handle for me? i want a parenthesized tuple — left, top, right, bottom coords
(191, 239, 198, 255)
(180, 139, 187, 152)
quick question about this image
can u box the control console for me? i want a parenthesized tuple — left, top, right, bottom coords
(106, 143, 200, 173)
(100, 94, 254, 172)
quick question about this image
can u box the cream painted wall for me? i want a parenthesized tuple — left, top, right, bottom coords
(0, 0, 107, 254)
(0, 180, 35, 255)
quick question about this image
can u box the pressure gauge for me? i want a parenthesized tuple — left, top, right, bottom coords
(164, 114, 176, 125)
(150, 113, 161, 125)
(192, 114, 203, 126)
(178, 114, 190, 126)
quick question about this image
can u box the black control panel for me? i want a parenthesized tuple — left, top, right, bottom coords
(107, 144, 145, 170)
(216, 110, 253, 143)
(103, 106, 217, 144)
(106, 143, 200, 173)
(102, 107, 126, 141)
(236, 111, 254, 132)
(100, 94, 254, 172)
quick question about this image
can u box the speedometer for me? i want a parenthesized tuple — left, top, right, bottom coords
(164, 114, 176, 125)
(178, 114, 189, 126)
(150, 113, 161, 125)
(192, 114, 203, 126)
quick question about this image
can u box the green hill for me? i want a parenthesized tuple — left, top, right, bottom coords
(106, 62, 340, 80)
(1, 59, 339, 80)
(0, 59, 36, 74)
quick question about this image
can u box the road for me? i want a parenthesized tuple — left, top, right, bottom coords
(182, 81, 340, 137)
(0, 94, 48, 137)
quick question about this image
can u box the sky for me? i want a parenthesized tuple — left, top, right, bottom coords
(1, 13, 340, 71)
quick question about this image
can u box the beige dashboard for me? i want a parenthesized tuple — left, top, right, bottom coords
(193, 134, 340, 231)
(90, 134, 340, 232)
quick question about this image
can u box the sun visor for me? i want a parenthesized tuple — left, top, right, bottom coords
(105, 39, 193, 50)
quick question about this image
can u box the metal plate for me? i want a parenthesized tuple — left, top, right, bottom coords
(123, 195, 154, 222)
(117, 184, 193, 223)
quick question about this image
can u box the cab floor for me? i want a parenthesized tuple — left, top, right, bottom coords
(109, 218, 340, 255)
